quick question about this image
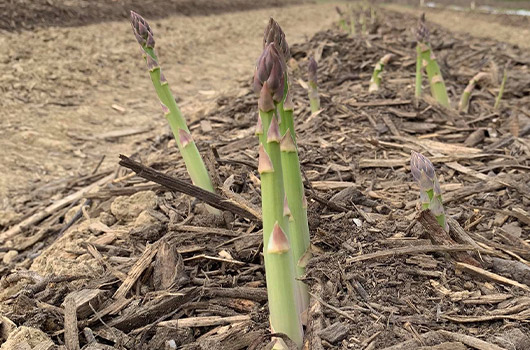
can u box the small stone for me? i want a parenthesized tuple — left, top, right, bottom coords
(2, 250, 18, 264)
(0, 326, 54, 349)
(110, 191, 157, 222)
(99, 212, 117, 226)
(134, 210, 159, 228)
(319, 322, 348, 344)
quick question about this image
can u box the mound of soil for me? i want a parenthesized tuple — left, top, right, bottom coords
(1, 7, 529, 350)
(0, 0, 301, 31)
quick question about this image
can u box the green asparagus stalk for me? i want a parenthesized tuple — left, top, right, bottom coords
(264, 19, 311, 314)
(415, 44, 423, 102)
(494, 68, 507, 110)
(279, 89, 311, 313)
(130, 12, 219, 215)
(307, 57, 321, 113)
(349, 14, 356, 36)
(254, 42, 303, 348)
(416, 14, 450, 107)
(410, 151, 449, 232)
(458, 72, 491, 113)
(368, 53, 393, 93)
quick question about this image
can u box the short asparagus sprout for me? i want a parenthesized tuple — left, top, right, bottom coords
(253, 35, 303, 348)
(458, 72, 492, 113)
(410, 151, 449, 232)
(307, 57, 321, 113)
(494, 67, 508, 110)
(369, 53, 393, 93)
(415, 14, 450, 107)
(336, 7, 349, 32)
(129, 12, 219, 215)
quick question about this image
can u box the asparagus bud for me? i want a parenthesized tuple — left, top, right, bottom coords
(178, 129, 193, 148)
(255, 114, 263, 135)
(416, 13, 430, 43)
(254, 43, 286, 106)
(130, 11, 155, 49)
(267, 115, 281, 143)
(263, 18, 290, 61)
(410, 151, 449, 232)
(258, 144, 274, 174)
(267, 222, 291, 254)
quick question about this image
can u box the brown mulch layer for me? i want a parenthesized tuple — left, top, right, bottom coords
(0, 0, 302, 32)
(1, 8, 530, 350)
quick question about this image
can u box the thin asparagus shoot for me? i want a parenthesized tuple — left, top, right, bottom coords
(369, 53, 393, 93)
(308, 57, 321, 113)
(130, 12, 219, 215)
(458, 72, 491, 113)
(410, 151, 449, 232)
(335, 7, 348, 32)
(253, 42, 303, 348)
(416, 14, 450, 107)
(494, 67, 507, 110)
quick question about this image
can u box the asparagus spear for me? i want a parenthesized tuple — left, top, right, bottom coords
(263, 20, 311, 313)
(368, 53, 393, 93)
(494, 67, 507, 110)
(410, 151, 449, 232)
(458, 72, 491, 113)
(254, 42, 303, 348)
(130, 12, 219, 215)
(416, 14, 450, 107)
(308, 57, 321, 113)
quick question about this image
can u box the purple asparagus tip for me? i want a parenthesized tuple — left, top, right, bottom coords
(253, 43, 286, 106)
(263, 17, 290, 61)
(416, 13, 430, 43)
(130, 11, 156, 49)
(308, 57, 318, 85)
(410, 151, 435, 182)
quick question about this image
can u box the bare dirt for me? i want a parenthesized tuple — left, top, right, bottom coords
(1, 1, 530, 350)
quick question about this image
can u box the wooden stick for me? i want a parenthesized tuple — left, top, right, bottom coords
(119, 155, 259, 221)
(158, 315, 250, 328)
(455, 262, 530, 292)
(64, 294, 80, 350)
(346, 244, 479, 264)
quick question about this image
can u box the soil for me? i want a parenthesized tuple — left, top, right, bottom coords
(1, 2, 530, 350)
(0, 0, 302, 31)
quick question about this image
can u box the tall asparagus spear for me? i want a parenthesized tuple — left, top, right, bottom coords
(130, 12, 219, 215)
(368, 53, 393, 93)
(263, 19, 311, 313)
(416, 14, 450, 107)
(253, 42, 303, 348)
(308, 57, 321, 113)
(410, 151, 449, 232)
